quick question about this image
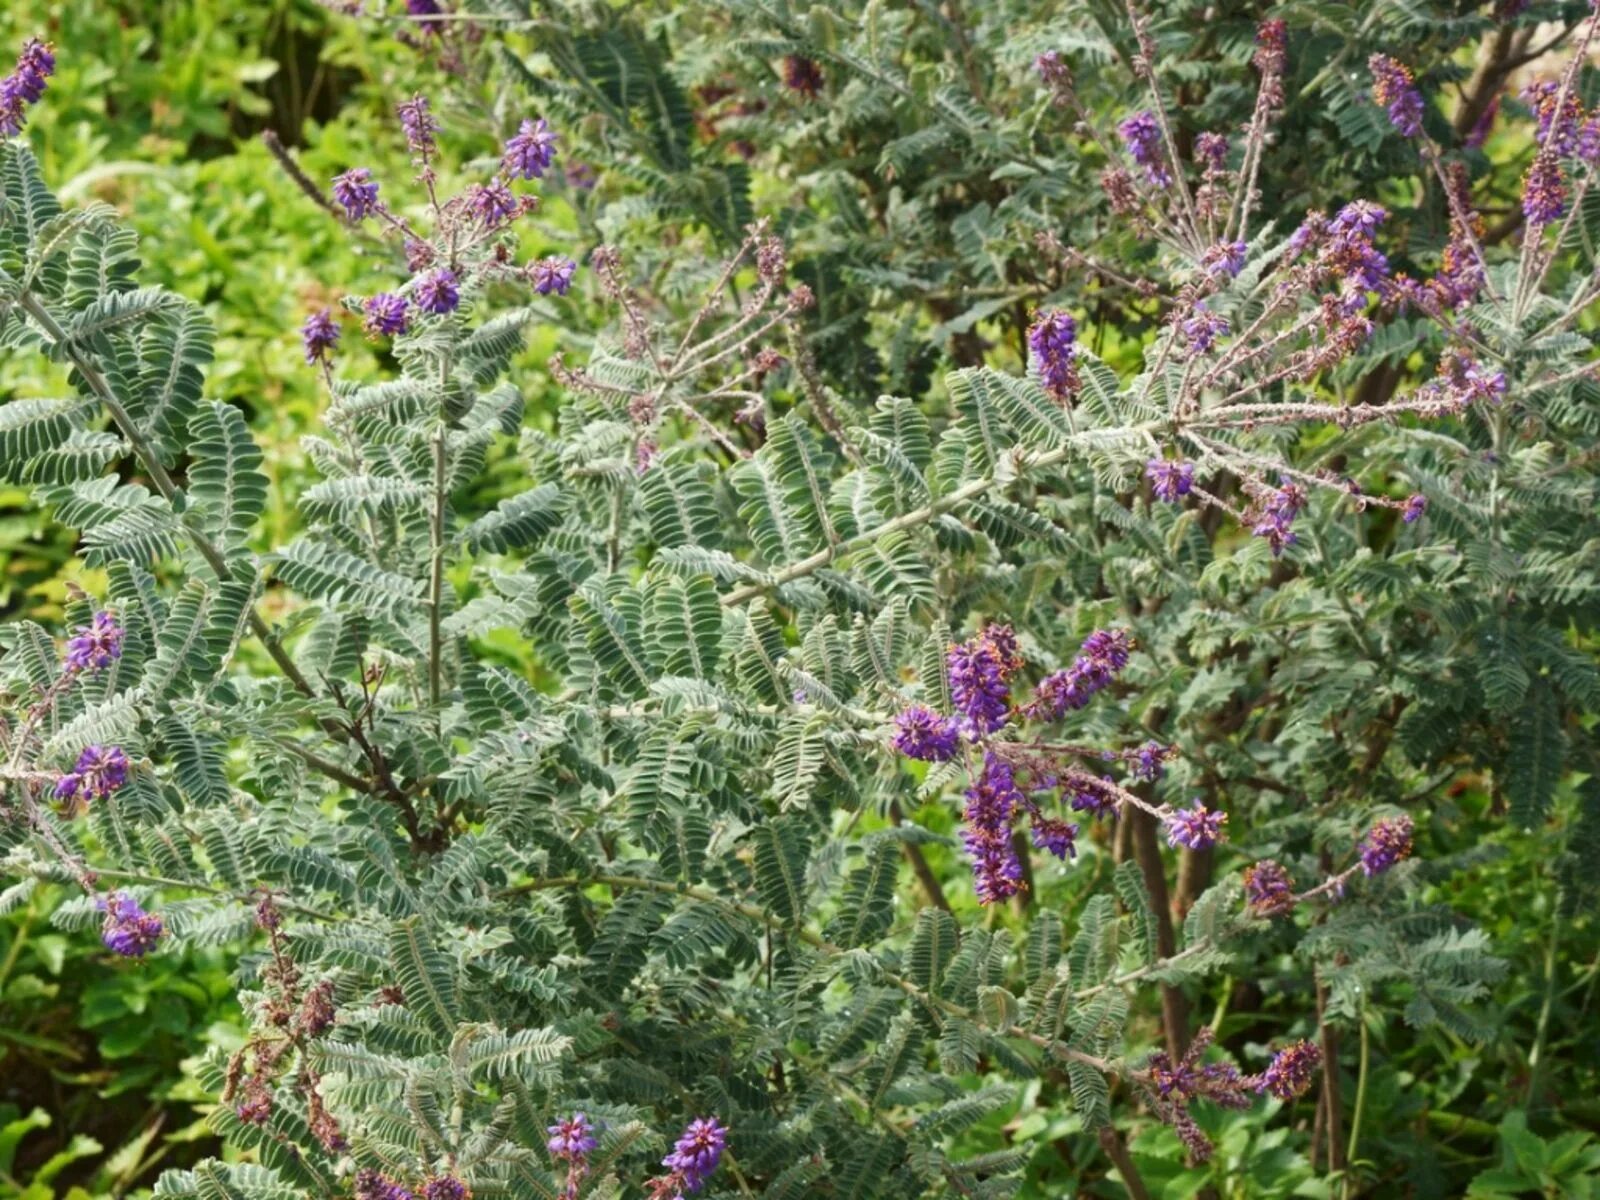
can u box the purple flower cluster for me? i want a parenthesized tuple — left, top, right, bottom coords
(1243, 859, 1294, 916)
(1139, 1029, 1253, 1164)
(355, 1169, 415, 1200)
(782, 55, 825, 100)
(1068, 776, 1118, 819)
(332, 167, 381, 221)
(1326, 202, 1391, 297)
(415, 268, 461, 315)
(648, 1116, 726, 1197)
(0, 38, 54, 138)
(1257, 1039, 1321, 1101)
(1359, 814, 1414, 875)
(1202, 240, 1246, 281)
(1035, 50, 1072, 102)
(100, 892, 163, 957)
(420, 1179, 468, 1200)
(548, 1112, 598, 1159)
(364, 293, 410, 339)
(1117, 110, 1171, 187)
(1027, 308, 1080, 402)
(1369, 54, 1423, 138)
(1253, 20, 1287, 78)
(531, 256, 578, 296)
(55, 745, 129, 806)
(1410, 352, 1508, 414)
(1023, 628, 1132, 721)
(1249, 478, 1306, 556)
(891, 705, 961, 762)
(1146, 458, 1195, 502)
(963, 753, 1025, 904)
(1522, 80, 1589, 158)
(471, 179, 519, 228)
(947, 625, 1022, 736)
(1194, 132, 1229, 171)
(1164, 801, 1227, 851)
(503, 117, 558, 180)
(1129, 741, 1168, 782)
(64, 611, 123, 674)
(1180, 303, 1229, 354)
(547, 1112, 597, 1200)
(1402, 493, 1427, 524)
(1029, 812, 1079, 861)
(1522, 150, 1566, 227)
(398, 94, 438, 159)
(301, 309, 340, 366)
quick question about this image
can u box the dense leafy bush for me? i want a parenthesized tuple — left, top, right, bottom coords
(2, 2, 1599, 1198)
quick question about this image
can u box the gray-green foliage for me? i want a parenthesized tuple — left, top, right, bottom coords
(3, 0, 1596, 1178)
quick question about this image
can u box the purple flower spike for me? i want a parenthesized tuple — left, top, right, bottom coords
(64, 611, 123, 674)
(99, 892, 163, 957)
(1202, 241, 1246, 280)
(947, 628, 1017, 737)
(1331, 201, 1387, 240)
(1118, 110, 1171, 187)
(332, 167, 380, 221)
(398, 95, 438, 159)
(531, 256, 578, 296)
(1131, 741, 1167, 782)
(1254, 20, 1287, 76)
(661, 1116, 728, 1193)
(1523, 80, 1586, 156)
(1146, 459, 1195, 502)
(0, 38, 56, 138)
(416, 268, 461, 315)
(1195, 131, 1229, 170)
(55, 745, 130, 806)
(548, 1112, 598, 1160)
(1022, 628, 1133, 720)
(1069, 776, 1118, 819)
(471, 179, 519, 228)
(1250, 478, 1306, 556)
(1180, 303, 1229, 353)
(420, 1179, 468, 1200)
(1243, 859, 1294, 916)
(1401, 493, 1427, 523)
(1257, 1040, 1321, 1101)
(1027, 308, 1080, 402)
(363, 293, 410, 339)
(301, 308, 340, 366)
(1369, 54, 1423, 138)
(1035, 50, 1071, 94)
(963, 753, 1026, 903)
(1031, 816, 1079, 861)
(503, 117, 558, 180)
(1522, 150, 1566, 227)
(355, 1170, 415, 1200)
(1164, 801, 1227, 850)
(1359, 814, 1414, 875)
(891, 705, 962, 762)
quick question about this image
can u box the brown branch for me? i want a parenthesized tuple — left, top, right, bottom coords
(1130, 808, 1190, 1059)
(1097, 1126, 1154, 1200)
(889, 801, 951, 913)
(261, 130, 341, 219)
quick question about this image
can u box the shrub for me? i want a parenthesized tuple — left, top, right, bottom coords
(1, 3, 1598, 1198)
